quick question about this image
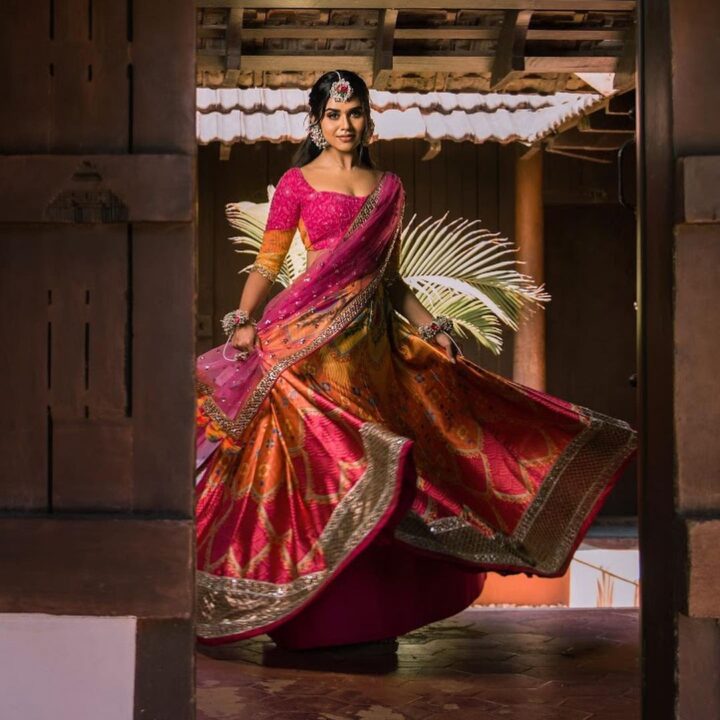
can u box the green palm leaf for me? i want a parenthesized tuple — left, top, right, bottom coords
(226, 190, 549, 355)
(399, 213, 549, 353)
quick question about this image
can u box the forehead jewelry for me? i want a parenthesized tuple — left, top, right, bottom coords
(329, 71, 354, 103)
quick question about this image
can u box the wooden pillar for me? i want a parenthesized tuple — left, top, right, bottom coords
(512, 147, 546, 390)
(0, 1, 196, 718)
(642, 0, 720, 717)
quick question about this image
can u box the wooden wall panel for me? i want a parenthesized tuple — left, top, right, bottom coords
(134, 619, 195, 720)
(2, 0, 196, 715)
(47, 227, 127, 422)
(0, 2, 52, 152)
(132, 0, 196, 154)
(674, 224, 720, 511)
(0, 518, 193, 617)
(132, 224, 195, 515)
(0, 155, 194, 224)
(52, 0, 129, 152)
(53, 420, 134, 510)
(0, 230, 50, 510)
(544, 204, 637, 515)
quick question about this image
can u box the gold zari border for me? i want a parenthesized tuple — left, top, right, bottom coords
(394, 408, 637, 575)
(196, 422, 407, 639)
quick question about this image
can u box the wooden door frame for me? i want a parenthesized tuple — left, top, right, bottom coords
(192, 1, 683, 716)
(637, 1, 678, 717)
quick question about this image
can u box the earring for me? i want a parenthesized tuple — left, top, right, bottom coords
(309, 122, 329, 150)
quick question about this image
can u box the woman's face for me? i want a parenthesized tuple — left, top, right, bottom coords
(318, 96, 367, 153)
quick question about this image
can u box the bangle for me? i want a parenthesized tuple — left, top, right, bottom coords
(221, 309, 256, 337)
(417, 315, 454, 343)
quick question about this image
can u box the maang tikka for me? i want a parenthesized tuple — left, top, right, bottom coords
(328, 71, 354, 103)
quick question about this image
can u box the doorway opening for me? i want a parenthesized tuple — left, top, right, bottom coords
(194, 4, 641, 718)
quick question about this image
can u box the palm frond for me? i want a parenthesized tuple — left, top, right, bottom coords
(399, 214, 550, 353)
(225, 190, 549, 355)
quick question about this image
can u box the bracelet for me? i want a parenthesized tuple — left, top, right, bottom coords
(221, 309, 256, 338)
(417, 315, 454, 343)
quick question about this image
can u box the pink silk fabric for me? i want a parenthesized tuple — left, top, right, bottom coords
(194, 168, 638, 649)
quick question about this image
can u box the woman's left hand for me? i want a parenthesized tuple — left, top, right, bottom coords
(435, 332, 459, 363)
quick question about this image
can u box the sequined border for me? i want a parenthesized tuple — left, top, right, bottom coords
(394, 408, 637, 575)
(200, 179, 404, 441)
(196, 422, 408, 639)
(249, 262, 277, 282)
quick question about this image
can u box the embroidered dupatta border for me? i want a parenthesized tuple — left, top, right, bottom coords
(394, 406, 638, 576)
(196, 422, 407, 639)
(201, 173, 403, 442)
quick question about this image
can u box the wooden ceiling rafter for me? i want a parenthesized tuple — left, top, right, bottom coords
(373, 9, 398, 90)
(201, 0, 633, 10)
(197, 2, 635, 94)
(544, 87, 634, 164)
(222, 8, 244, 87)
(490, 9, 533, 90)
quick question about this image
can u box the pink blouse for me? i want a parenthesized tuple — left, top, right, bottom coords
(250, 167, 374, 282)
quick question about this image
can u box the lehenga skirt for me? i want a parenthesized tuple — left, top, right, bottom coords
(195, 281, 637, 649)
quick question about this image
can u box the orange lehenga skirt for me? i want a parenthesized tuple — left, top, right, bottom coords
(195, 173, 637, 649)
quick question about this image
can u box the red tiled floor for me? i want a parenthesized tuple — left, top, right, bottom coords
(196, 608, 639, 720)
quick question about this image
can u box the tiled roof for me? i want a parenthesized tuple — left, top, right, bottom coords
(197, 88, 603, 146)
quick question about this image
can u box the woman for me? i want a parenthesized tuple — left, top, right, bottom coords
(195, 70, 637, 651)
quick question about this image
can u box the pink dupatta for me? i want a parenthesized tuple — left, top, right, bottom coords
(196, 171, 404, 467)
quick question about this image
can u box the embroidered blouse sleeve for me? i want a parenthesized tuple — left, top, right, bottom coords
(249, 169, 302, 282)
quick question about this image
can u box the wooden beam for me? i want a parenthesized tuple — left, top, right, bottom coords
(577, 112, 635, 133)
(227, 54, 375, 72)
(0, 155, 194, 223)
(0, 518, 194, 617)
(396, 28, 499, 40)
(242, 27, 376, 40)
(223, 7, 243, 87)
(199, 0, 635, 10)
(398, 27, 619, 41)
(548, 127, 628, 151)
(210, 27, 624, 42)
(397, 55, 618, 73)
(613, 19, 637, 91)
(546, 146, 615, 164)
(373, 9, 397, 90)
(524, 56, 619, 71)
(420, 140, 442, 161)
(491, 10, 533, 90)
(198, 53, 620, 75)
(526, 28, 625, 41)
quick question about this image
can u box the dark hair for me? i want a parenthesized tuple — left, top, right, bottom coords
(291, 69, 375, 169)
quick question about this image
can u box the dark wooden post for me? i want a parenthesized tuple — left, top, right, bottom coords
(640, 0, 720, 716)
(0, 1, 196, 718)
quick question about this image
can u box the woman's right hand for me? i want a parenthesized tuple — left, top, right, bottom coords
(230, 324, 258, 356)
